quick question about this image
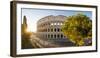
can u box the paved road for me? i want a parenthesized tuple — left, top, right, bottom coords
(29, 34, 59, 48)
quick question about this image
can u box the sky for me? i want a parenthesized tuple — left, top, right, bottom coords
(21, 8, 92, 32)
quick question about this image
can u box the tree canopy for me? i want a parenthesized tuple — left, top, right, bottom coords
(61, 13, 92, 46)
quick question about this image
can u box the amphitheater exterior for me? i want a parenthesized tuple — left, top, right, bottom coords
(36, 15, 74, 46)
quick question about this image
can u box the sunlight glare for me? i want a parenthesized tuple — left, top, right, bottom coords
(27, 24, 37, 32)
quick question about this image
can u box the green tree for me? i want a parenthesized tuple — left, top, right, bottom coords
(21, 16, 33, 49)
(61, 13, 92, 46)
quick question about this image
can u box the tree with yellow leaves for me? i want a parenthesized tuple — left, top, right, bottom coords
(61, 13, 92, 46)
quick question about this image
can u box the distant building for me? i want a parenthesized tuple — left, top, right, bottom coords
(37, 15, 74, 46)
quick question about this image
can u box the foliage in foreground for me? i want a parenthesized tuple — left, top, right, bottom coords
(61, 13, 92, 46)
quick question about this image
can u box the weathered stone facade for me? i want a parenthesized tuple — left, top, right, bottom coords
(36, 15, 74, 45)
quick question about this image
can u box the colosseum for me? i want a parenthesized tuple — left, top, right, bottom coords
(36, 15, 75, 46)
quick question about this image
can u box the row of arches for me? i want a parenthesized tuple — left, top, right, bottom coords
(38, 28, 62, 32)
(37, 22, 63, 28)
(43, 34, 66, 39)
(48, 28, 61, 32)
(51, 22, 63, 25)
